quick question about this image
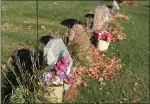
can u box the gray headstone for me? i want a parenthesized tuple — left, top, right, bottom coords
(93, 5, 110, 30)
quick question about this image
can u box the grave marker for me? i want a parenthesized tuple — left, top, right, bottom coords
(112, 0, 120, 10)
(44, 38, 73, 75)
(69, 24, 91, 52)
(93, 6, 110, 31)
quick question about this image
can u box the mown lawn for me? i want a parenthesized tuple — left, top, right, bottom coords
(1, 1, 149, 103)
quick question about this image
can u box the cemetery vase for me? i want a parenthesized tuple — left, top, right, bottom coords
(98, 40, 110, 51)
(44, 85, 63, 103)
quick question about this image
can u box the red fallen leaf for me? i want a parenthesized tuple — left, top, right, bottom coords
(76, 66, 85, 76)
(123, 15, 129, 20)
(116, 11, 125, 18)
(132, 98, 141, 103)
(88, 67, 101, 79)
(130, 1, 137, 6)
(103, 73, 114, 79)
(64, 87, 79, 100)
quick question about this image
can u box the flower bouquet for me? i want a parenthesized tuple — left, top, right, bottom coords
(42, 56, 74, 103)
(94, 30, 115, 51)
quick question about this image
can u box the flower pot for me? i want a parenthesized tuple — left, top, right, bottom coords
(98, 40, 110, 51)
(45, 86, 63, 103)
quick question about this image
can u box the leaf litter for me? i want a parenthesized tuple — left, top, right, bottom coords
(65, 45, 122, 100)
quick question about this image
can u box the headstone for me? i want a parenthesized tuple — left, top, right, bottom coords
(44, 38, 73, 75)
(112, 0, 120, 10)
(69, 24, 91, 52)
(93, 6, 110, 31)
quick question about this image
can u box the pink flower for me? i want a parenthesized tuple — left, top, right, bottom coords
(61, 56, 68, 67)
(94, 30, 101, 35)
(96, 30, 114, 42)
(55, 56, 68, 74)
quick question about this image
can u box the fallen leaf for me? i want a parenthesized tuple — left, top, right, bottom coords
(41, 25, 46, 30)
(132, 98, 141, 103)
(64, 87, 79, 100)
(4, 26, 8, 29)
(28, 25, 32, 30)
(1, 64, 6, 70)
(7, 57, 12, 64)
(123, 15, 129, 20)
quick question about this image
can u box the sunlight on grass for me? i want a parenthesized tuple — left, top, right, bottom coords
(1, 1, 149, 103)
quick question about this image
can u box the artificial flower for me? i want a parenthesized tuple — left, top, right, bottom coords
(95, 30, 115, 42)
(43, 72, 54, 84)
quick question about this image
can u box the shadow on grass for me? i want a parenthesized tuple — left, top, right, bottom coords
(40, 35, 53, 45)
(11, 49, 36, 75)
(1, 48, 46, 103)
(85, 14, 94, 18)
(40, 35, 69, 46)
(60, 19, 83, 28)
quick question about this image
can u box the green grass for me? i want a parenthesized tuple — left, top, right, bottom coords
(1, 1, 149, 103)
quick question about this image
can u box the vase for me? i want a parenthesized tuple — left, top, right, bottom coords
(44, 86, 63, 103)
(98, 40, 110, 51)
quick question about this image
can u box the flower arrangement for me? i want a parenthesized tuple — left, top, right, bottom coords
(94, 30, 115, 51)
(42, 56, 74, 86)
(94, 30, 115, 42)
(2, 53, 74, 104)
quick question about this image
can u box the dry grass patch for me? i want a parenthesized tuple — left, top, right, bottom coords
(23, 18, 55, 25)
(2, 23, 23, 32)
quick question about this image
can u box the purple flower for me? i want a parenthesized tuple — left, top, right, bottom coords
(43, 73, 53, 84)
(59, 72, 67, 80)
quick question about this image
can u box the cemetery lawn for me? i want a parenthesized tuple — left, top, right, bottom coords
(1, 1, 149, 103)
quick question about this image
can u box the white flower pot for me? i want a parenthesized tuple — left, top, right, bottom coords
(98, 40, 110, 51)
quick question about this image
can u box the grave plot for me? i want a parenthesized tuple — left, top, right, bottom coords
(2, 0, 140, 103)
